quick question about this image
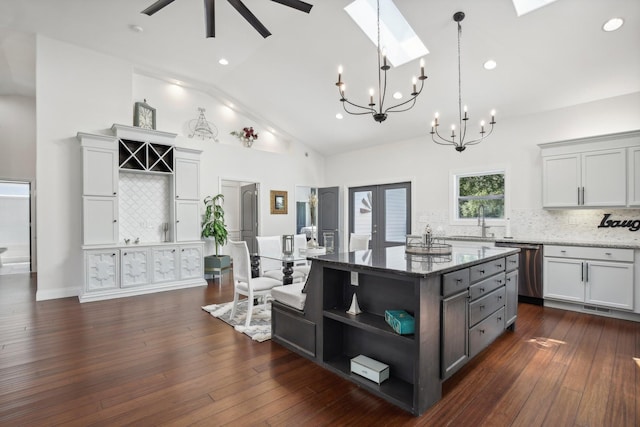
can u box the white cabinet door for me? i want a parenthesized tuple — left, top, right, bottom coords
(83, 146, 118, 197)
(121, 248, 150, 287)
(628, 147, 640, 206)
(175, 158, 200, 201)
(85, 250, 119, 292)
(179, 245, 203, 279)
(543, 257, 584, 303)
(176, 200, 201, 242)
(152, 247, 179, 282)
(582, 149, 626, 206)
(586, 261, 634, 310)
(542, 154, 580, 207)
(83, 196, 118, 245)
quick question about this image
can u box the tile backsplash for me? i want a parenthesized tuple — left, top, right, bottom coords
(119, 172, 171, 243)
(416, 208, 640, 244)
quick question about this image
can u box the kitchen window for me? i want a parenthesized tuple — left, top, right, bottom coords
(450, 167, 508, 225)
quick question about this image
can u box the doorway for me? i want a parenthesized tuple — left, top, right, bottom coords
(349, 182, 411, 250)
(220, 179, 259, 255)
(0, 180, 32, 275)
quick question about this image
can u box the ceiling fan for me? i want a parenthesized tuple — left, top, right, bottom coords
(141, 0, 313, 38)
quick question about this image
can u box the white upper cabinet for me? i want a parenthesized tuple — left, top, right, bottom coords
(175, 149, 201, 201)
(540, 131, 640, 208)
(78, 133, 118, 197)
(628, 147, 640, 207)
(176, 200, 201, 242)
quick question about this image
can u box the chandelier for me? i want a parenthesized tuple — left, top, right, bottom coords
(431, 12, 496, 152)
(335, 0, 427, 123)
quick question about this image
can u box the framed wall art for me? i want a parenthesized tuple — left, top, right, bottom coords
(270, 190, 288, 214)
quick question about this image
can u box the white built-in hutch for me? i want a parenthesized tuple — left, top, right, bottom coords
(77, 124, 205, 302)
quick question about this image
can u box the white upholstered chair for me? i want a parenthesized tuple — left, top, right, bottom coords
(229, 240, 281, 327)
(256, 235, 305, 283)
(349, 233, 370, 251)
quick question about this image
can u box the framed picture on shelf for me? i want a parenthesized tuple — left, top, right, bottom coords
(270, 190, 288, 214)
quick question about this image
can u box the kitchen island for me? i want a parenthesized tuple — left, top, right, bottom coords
(271, 244, 520, 416)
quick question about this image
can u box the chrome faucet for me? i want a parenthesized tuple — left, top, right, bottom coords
(478, 205, 490, 238)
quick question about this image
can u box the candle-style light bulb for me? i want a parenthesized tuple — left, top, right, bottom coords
(338, 65, 343, 84)
(480, 120, 485, 133)
(412, 77, 417, 94)
(369, 88, 374, 105)
(434, 112, 439, 126)
(491, 109, 496, 123)
(430, 121, 435, 133)
(420, 58, 425, 78)
(463, 105, 468, 119)
(451, 124, 456, 138)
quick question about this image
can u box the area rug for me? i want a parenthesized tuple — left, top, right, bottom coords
(202, 300, 272, 342)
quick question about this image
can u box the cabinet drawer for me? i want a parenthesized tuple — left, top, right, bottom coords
(469, 272, 505, 301)
(544, 245, 633, 262)
(505, 253, 519, 272)
(442, 268, 470, 297)
(469, 286, 506, 327)
(470, 258, 506, 283)
(469, 306, 505, 358)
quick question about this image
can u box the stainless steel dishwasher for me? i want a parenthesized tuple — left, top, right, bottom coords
(495, 241, 543, 305)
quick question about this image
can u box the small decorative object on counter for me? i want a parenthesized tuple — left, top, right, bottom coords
(347, 293, 362, 315)
(124, 238, 131, 245)
(162, 222, 169, 242)
(134, 237, 140, 244)
(350, 355, 390, 384)
(385, 309, 415, 335)
(230, 126, 258, 147)
(405, 224, 452, 255)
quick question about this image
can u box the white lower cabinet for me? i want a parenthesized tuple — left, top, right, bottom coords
(81, 242, 205, 302)
(179, 245, 203, 279)
(152, 246, 179, 283)
(85, 250, 119, 292)
(121, 248, 150, 287)
(543, 245, 634, 311)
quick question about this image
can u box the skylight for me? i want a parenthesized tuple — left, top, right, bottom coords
(512, 0, 560, 17)
(344, 0, 428, 67)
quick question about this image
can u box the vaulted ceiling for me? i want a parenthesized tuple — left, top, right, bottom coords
(1, 0, 638, 155)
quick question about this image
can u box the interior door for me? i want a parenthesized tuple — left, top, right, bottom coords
(349, 182, 411, 250)
(317, 186, 341, 252)
(240, 183, 259, 254)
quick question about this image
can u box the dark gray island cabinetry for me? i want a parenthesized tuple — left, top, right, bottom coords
(271, 244, 520, 416)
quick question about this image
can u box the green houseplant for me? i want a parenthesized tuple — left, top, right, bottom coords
(202, 194, 230, 270)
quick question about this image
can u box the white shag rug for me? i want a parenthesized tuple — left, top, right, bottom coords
(202, 300, 272, 342)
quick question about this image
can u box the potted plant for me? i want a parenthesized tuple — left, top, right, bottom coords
(202, 194, 230, 270)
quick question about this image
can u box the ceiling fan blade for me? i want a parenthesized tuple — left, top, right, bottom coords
(141, 0, 177, 16)
(271, 0, 312, 14)
(204, 0, 215, 37)
(227, 0, 272, 38)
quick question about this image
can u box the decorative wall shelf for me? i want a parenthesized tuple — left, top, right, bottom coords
(118, 139, 174, 173)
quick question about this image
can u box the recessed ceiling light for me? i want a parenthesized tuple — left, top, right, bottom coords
(603, 17, 624, 32)
(393, 92, 403, 100)
(129, 24, 144, 33)
(336, 113, 344, 120)
(218, 58, 229, 65)
(483, 59, 497, 70)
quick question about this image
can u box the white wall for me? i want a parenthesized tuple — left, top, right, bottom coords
(325, 92, 640, 243)
(34, 36, 325, 300)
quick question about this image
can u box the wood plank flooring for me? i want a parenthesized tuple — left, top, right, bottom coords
(0, 271, 637, 426)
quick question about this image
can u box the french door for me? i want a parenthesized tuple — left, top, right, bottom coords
(349, 182, 411, 250)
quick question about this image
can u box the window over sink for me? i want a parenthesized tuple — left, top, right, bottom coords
(450, 166, 509, 225)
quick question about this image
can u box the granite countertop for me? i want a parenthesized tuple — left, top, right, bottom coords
(442, 235, 640, 250)
(308, 244, 519, 278)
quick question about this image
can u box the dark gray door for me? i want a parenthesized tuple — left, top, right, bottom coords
(349, 182, 411, 250)
(318, 186, 341, 252)
(240, 183, 258, 254)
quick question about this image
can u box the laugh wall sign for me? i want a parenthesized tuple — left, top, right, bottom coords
(598, 213, 640, 232)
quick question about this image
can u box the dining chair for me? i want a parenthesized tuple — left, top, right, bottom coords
(256, 235, 305, 283)
(229, 240, 282, 327)
(293, 233, 311, 277)
(349, 233, 370, 251)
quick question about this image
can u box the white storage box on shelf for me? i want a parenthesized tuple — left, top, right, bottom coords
(350, 355, 390, 384)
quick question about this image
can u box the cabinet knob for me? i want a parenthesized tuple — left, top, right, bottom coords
(176, 220, 180, 223)
(605, 252, 612, 256)
(479, 287, 485, 292)
(498, 295, 503, 300)
(176, 195, 180, 199)
(497, 279, 503, 284)
(111, 253, 116, 257)
(507, 277, 511, 282)
(455, 279, 462, 283)
(479, 270, 485, 274)
(479, 305, 485, 310)
(172, 249, 176, 253)
(480, 329, 485, 334)
(113, 192, 117, 195)
(113, 220, 117, 223)
(497, 317, 502, 322)
(124, 252, 127, 256)
(181, 249, 185, 252)
(561, 250, 566, 253)
(496, 263, 502, 268)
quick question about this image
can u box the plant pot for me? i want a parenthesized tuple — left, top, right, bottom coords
(204, 255, 231, 277)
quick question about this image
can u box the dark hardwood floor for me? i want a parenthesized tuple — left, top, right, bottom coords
(0, 270, 637, 426)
